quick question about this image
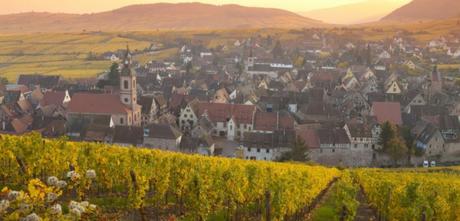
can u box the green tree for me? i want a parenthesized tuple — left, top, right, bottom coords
(379, 122, 409, 166)
(378, 121, 396, 151)
(108, 62, 120, 85)
(387, 136, 408, 166)
(0, 76, 8, 85)
(279, 136, 310, 162)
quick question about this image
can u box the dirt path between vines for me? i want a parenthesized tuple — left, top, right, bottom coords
(304, 178, 339, 221)
(354, 189, 377, 221)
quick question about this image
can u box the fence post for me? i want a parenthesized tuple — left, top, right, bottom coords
(421, 208, 426, 221)
(265, 190, 271, 221)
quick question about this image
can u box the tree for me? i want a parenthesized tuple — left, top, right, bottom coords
(379, 122, 409, 166)
(0, 76, 8, 85)
(107, 63, 120, 86)
(279, 136, 310, 162)
(378, 121, 396, 151)
(386, 136, 408, 166)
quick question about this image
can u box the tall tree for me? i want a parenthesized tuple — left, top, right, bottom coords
(107, 62, 120, 86)
(378, 121, 396, 151)
(387, 136, 408, 166)
(279, 136, 310, 162)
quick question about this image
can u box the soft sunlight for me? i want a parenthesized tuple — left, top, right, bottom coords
(1, 0, 408, 14)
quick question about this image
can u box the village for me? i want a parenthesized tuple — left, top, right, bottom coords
(0, 30, 459, 167)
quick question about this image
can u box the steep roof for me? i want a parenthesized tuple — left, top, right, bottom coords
(253, 111, 295, 131)
(147, 124, 182, 140)
(41, 91, 66, 107)
(371, 102, 402, 125)
(317, 127, 351, 145)
(67, 93, 129, 115)
(191, 102, 257, 125)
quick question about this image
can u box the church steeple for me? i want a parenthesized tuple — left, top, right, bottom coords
(119, 45, 137, 110)
(121, 45, 133, 76)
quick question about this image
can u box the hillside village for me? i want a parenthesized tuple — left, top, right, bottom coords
(0, 29, 459, 167)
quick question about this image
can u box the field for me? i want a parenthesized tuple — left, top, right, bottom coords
(0, 32, 152, 81)
(1, 134, 460, 221)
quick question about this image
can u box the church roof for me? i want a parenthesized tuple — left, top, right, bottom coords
(67, 93, 129, 115)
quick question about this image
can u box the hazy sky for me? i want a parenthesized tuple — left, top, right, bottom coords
(0, 0, 409, 15)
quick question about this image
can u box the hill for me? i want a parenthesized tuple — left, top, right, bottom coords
(1, 134, 460, 220)
(382, 0, 460, 21)
(0, 3, 323, 33)
(302, 0, 409, 24)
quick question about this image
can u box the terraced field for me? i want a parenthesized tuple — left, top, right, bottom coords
(0, 32, 152, 81)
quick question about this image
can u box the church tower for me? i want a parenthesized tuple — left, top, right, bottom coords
(120, 46, 137, 110)
(118, 46, 141, 126)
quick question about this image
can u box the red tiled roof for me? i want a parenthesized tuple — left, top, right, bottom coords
(371, 102, 402, 125)
(41, 91, 65, 107)
(296, 128, 320, 149)
(254, 111, 295, 131)
(193, 102, 256, 125)
(67, 93, 129, 115)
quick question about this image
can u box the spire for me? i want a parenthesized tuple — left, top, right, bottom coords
(121, 45, 133, 76)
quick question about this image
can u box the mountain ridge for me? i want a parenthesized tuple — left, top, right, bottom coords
(0, 3, 324, 33)
(302, 0, 409, 24)
(382, 0, 460, 21)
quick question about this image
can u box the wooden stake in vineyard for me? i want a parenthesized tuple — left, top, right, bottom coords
(265, 190, 271, 221)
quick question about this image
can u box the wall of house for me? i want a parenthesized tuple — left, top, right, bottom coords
(179, 106, 197, 131)
(310, 148, 374, 167)
(425, 132, 446, 157)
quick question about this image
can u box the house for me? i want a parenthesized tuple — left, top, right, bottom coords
(371, 102, 402, 125)
(179, 101, 257, 141)
(143, 124, 182, 151)
(180, 136, 215, 156)
(67, 48, 141, 127)
(402, 91, 426, 113)
(17, 74, 60, 90)
(252, 111, 295, 133)
(415, 124, 445, 157)
(241, 130, 295, 161)
(137, 95, 158, 126)
(112, 126, 144, 146)
(343, 123, 376, 149)
(40, 90, 71, 108)
(66, 115, 113, 141)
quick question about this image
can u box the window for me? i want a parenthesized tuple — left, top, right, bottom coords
(257, 148, 261, 153)
(124, 80, 129, 89)
(124, 98, 129, 103)
(266, 149, 270, 153)
(247, 147, 251, 152)
(354, 144, 358, 148)
(332, 149, 335, 153)
(120, 118, 124, 125)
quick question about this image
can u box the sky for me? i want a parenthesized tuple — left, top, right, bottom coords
(0, 0, 408, 15)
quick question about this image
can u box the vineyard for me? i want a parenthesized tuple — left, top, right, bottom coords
(1, 134, 460, 221)
(0, 134, 340, 220)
